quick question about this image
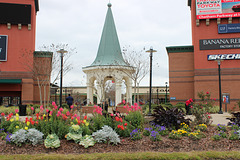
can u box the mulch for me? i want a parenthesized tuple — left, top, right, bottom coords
(0, 126, 240, 155)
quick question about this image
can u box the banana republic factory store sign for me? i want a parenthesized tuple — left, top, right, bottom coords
(200, 38, 240, 50)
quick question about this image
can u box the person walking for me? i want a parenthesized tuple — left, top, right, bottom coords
(66, 94, 74, 110)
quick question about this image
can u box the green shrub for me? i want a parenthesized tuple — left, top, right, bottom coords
(89, 114, 106, 132)
(124, 111, 144, 130)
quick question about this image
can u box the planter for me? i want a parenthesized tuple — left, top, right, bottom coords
(19, 105, 27, 116)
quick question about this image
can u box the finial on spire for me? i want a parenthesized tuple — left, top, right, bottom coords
(107, 2, 112, 7)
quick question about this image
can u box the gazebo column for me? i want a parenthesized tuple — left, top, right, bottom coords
(115, 80, 122, 105)
(127, 79, 132, 105)
(96, 83, 103, 105)
(86, 82, 93, 105)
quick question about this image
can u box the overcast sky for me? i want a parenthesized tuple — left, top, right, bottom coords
(35, 0, 192, 87)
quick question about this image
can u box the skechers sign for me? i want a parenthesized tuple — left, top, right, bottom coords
(200, 38, 240, 50)
(218, 24, 240, 34)
(208, 54, 240, 60)
(0, 35, 8, 61)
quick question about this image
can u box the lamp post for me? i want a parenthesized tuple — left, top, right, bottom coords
(57, 49, 67, 107)
(146, 47, 157, 115)
(156, 88, 159, 105)
(216, 60, 223, 114)
(165, 82, 168, 103)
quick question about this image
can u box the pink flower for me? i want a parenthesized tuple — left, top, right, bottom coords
(15, 109, 19, 113)
(59, 107, 64, 112)
(190, 106, 193, 108)
(52, 102, 56, 106)
(214, 98, 216, 101)
(57, 111, 61, 115)
(122, 99, 126, 104)
(46, 109, 49, 113)
(110, 113, 114, 116)
(70, 105, 74, 109)
(54, 106, 58, 110)
(123, 106, 126, 109)
(40, 105, 43, 110)
(49, 111, 53, 115)
(206, 92, 209, 94)
(66, 111, 70, 116)
(56, 114, 60, 117)
(73, 114, 77, 118)
(31, 107, 34, 111)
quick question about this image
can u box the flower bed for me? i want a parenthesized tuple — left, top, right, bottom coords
(1, 100, 240, 155)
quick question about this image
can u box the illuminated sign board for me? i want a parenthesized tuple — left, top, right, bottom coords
(0, 35, 8, 61)
(196, 0, 240, 19)
(207, 54, 240, 60)
(200, 38, 240, 50)
(218, 23, 240, 33)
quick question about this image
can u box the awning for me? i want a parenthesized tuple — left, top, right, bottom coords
(0, 79, 22, 84)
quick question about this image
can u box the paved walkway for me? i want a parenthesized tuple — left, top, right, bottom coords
(186, 112, 232, 125)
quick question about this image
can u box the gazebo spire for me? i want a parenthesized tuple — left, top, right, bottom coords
(90, 3, 128, 66)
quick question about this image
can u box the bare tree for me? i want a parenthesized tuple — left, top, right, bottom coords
(38, 43, 76, 84)
(122, 46, 149, 104)
(19, 50, 52, 106)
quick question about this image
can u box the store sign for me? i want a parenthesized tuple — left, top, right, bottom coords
(0, 35, 8, 61)
(218, 23, 240, 33)
(196, 0, 240, 19)
(170, 97, 176, 100)
(200, 38, 240, 50)
(207, 54, 240, 60)
(222, 93, 230, 104)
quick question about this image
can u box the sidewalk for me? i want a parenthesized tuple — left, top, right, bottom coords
(185, 112, 232, 125)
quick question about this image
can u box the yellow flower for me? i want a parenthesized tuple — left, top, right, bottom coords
(71, 122, 73, 125)
(83, 120, 86, 123)
(27, 121, 30, 126)
(15, 117, 19, 121)
(25, 127, 28, 130)
(43, 114, 46, 117)
(16, 113, 19, 117)
(49, 114, 52, 116)
(10, 119, 14, 122)
(75, 118, 78, 122)
(85, 122, 89, 127)
(16, 126, 19, 129)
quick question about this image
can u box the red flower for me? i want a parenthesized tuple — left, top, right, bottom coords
(36, 121, 39, 125)
(124, 123, 128, 126)
(1, 113, 5, 116)
(206, 92, 209, 94)
(120, 118, 123, 123)
(115, 117, 120, 122)
(84, 116, 87, 120)
(208, 116, 211, 119)
(117, 125, 121, 128)
(120, 125, 124, 130)
(31, 121, 35, 125)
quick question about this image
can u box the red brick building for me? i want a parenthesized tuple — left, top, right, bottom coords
(0, 0, 52, 106)
(167, 0, 240, 111)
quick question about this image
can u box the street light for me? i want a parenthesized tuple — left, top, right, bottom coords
(216, 60, 223, 114)
(54, 83, 58, 104)
(57, 49, 67, 107)
(146, 47, 157, 116)
(165, 82, 168, 103)
(156, 88, 159, 105)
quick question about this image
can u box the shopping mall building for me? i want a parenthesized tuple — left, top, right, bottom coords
(0, 0, 52, 106)
(167, 0, 240, 111)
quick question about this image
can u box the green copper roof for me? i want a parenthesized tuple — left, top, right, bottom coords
(90, 3, 128, 67)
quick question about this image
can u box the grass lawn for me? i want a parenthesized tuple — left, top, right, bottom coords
(1, 151, 240, 160)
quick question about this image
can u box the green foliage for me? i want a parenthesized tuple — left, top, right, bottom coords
(114, 121, 134, 137)
(124, 111, 144, 130)
(0, 106, 18, 115)
(191, 91, 214, 125)
(217, 124, 227, 132)
(35, 119, 69, 139)
(149, 130, 161, 141)
(212, 133, 221, 141)
(89, 114, 106, 132)
(228, 130, 239, 140)
(44, 134, 61, 148)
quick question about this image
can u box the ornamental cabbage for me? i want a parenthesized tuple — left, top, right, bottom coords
(44, 134, 60, 148)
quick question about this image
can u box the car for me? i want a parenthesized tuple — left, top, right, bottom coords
(232, 4, 240, 12)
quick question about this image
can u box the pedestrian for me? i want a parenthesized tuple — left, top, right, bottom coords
(66, 94, 74, 110)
